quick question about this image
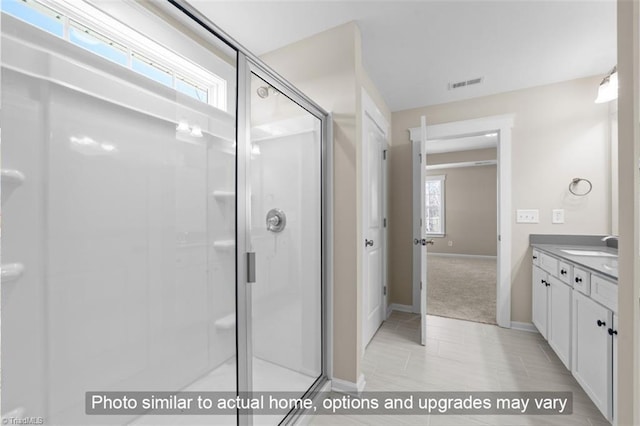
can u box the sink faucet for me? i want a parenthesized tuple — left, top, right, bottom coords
(601, 235, 618, 242)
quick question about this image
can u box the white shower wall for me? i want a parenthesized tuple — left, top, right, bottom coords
(1, 15, 236, 424)
(250, 116, 322, 388)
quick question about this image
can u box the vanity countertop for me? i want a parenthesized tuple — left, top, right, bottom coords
(530, 235, 618, 281)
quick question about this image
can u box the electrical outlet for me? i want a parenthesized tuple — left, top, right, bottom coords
(516, 209, 539, 223)
(552, 209, 565, 224)
(448, 241, 453, 247)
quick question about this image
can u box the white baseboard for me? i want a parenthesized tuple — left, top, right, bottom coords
(511, 321, 539, 333)
(331, 373, 366, 395)
(428, 253, 497, 259)
(387, 303, 414, 318)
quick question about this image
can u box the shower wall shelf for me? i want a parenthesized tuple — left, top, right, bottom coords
(213, 240, 235, 249)
(214, 313, 235, 330)
(1, 169, 26, 185)
(1, 263, 25, 283)
(212, 190, 234, 200)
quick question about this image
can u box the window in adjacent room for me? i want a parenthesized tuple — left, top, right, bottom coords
(425, 175, 445, 236)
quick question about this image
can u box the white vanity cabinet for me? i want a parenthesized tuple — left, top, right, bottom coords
(572, 290, 613, 420)
(531, 250, 571, 367)
(532, 264, 549, 339)
(548, 275, 572, 369)
(531, 247, 618, 423)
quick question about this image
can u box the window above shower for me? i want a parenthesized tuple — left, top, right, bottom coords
(1, 0, 227, 110)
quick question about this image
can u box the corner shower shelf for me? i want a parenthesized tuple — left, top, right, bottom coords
(1, 169, 26, 185)
(214, 313, 235, 330)
(213, 240, 235, 250)
(1, 263, 24, 283)
(212, 190, 234, 200)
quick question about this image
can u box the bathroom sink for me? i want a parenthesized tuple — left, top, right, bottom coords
(561, 249, 617, 258)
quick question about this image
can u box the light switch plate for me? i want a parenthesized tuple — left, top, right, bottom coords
(516, 209, 539, 223)
(552, 209, 565, 224)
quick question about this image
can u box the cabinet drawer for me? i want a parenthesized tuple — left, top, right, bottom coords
(573, 268, 591, 295)
(539, 252, 558, 275)
(532, 249, 541, 266)
(591, 275, 618, 312)
(558, 261, 572, 285)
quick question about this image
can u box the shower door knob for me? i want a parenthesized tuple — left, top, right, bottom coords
(266, 208, 286, 233)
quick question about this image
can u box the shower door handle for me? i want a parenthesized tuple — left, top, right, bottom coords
(246, 252, 256, 283)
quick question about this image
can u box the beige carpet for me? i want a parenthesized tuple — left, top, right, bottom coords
(427, 255, 497, 324)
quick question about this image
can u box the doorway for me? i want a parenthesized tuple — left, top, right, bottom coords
(410, 114, 514, 332)
(424, 144, 498, 324)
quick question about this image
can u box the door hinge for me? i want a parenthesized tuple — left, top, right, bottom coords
(420, 218, 422, 227)
(383, 286, 387, 296)
(498, 235, 501, 241)
(419, 153, 422, 164)
(247, 252, 256, 283)
(384, 218, 387, 228)
(420, 281, 423, 290)
(383, 149, 387, 160)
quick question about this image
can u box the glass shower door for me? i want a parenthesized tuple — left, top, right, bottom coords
(246, 71, 323, 422)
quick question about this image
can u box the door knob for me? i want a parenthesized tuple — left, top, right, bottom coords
(421, 239, 434, 246)
(365, 239, 374, 247)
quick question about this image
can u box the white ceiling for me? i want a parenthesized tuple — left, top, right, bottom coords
(190, 0, 617, 112)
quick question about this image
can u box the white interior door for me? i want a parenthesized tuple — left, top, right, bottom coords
(412, 116, 429, 346)
(363, 110, 385, 348)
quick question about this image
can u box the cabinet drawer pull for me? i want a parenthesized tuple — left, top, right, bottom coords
(560, 269, 567, 275)
(533, 255, 538, 259)
(608, 328, 618, 336)
(575, 277, 583, 283)
(597, 319, 606, 327)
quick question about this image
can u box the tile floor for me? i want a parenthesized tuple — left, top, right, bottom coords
(311, 312, 610, 425)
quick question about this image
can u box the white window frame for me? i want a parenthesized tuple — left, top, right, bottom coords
(4, 0, 227, 111)
(425, 174, 446, 237)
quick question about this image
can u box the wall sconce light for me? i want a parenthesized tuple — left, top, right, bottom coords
(595, 66, 618, 103)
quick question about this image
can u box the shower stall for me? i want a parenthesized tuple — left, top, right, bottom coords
(0, 1, 330, 425)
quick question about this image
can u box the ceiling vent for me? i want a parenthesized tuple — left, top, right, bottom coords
(448, 77, 483, 90)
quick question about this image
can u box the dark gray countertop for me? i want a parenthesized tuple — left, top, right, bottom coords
(530, 235, 618, 280)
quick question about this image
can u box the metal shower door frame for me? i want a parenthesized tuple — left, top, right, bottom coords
(237, 55, 331, 426)
(156, 2, 332, 424)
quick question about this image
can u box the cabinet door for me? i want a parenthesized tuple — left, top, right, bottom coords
(548, 276, 571, 369)
(572, 291, 613, 420)
(532, 265, 549, 338)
